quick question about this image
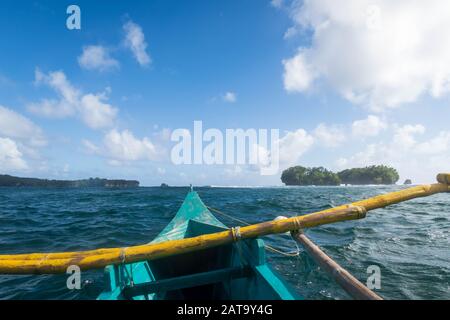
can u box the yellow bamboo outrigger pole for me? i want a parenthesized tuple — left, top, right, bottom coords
(0, 173, 449, 275)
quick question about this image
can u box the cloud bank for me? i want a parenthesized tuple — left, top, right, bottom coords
(28, 69, 118, 129)
(283, 0, 450, 111)
(0, 106, 47, 171)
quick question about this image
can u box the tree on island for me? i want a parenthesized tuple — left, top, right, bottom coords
(281, 165, 399, 186)
(281, 166, 340, 186)
(0, 174, 139, 188)
(337, 165, 399, 185)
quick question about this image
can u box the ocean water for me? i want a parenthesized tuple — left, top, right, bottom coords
(0, 186, 448, 300)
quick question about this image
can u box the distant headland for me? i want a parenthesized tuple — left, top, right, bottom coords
(0, 175, 139, 188)
(281, 165, 399, 186)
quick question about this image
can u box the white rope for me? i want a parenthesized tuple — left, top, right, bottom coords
(231, 226, 242, 242)
(119, 247, 127, 264)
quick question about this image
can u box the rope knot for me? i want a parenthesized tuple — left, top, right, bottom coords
(231, 227, 241, 242)
(119, 247, 128, 264)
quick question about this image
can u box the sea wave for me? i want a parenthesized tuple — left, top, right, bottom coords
(0, 186, 448, 300)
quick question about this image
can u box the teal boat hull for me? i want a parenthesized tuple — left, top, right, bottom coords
(97, 191, 300, 300)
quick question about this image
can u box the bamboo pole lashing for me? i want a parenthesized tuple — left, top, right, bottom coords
(437, 173, 450, 185)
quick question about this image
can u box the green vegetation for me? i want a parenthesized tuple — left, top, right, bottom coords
(281, 165, 399, 186)
(281, 166, 340, 186)
(337, 165, 399, 185)
(0, 175, 139, 188)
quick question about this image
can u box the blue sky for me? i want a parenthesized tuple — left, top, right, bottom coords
(1, 0, 450, 186)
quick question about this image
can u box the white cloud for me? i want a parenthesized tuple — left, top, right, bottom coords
(392, 124, 425, 149)
(123, 20, 151, 66)
(283, 51, 315, 92)
(0, 137, 28, 170)
(415, 131, 450, 155)
(313, 123, 346, 147)
(27, 98, 75, 119)
(223, 92, 237, 103)
(283, 0, 450, 110)
(352, 115, 387, 137)
(336, 123, 450, 183)
(341, 124, 424, 166)
(283, 27, 298, 39)
(83, 129, 165, 165)
(271, 0, 284, 8)
(79, 93, 117, 129)
(277, 128, 314, 165)
(0, 105, 46, 147)
(78, 45, 119, 71)
(153, 128, 172, 141)
(0, 106, 48, 172)
(29, 69, 78, 118)
(104, 129, 159, 161)
(28, 69, 118, 129)
(82, 139, 100, 154)
(233, 128, 314, 175)
(249, 143, 271, 168)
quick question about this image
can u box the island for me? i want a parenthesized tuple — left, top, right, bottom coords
(281, 165, 399, 186)
(281, 166, 340, 186)
(337, 165, 399, 185)
(0, 175, 139, 188)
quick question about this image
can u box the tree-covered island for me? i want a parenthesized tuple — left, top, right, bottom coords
(281, 166, 340, 186)
(337, 165, 399, 185)
(281, 165, 399, 186)
(0, 175, 139, 188)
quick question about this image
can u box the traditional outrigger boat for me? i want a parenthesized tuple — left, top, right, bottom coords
(0, 174, 449, 300)
(98, 191, 299, 300)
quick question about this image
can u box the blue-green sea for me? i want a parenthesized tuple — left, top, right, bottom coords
(0, 186, 449, 300)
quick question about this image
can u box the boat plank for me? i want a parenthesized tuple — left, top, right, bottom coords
(123, 266, 252, 298)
